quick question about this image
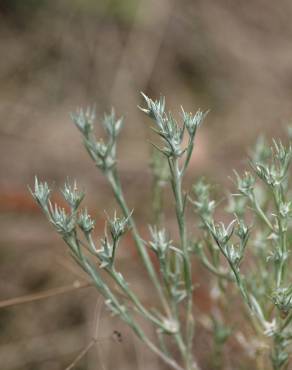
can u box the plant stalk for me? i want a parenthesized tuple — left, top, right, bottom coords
(107, 169, 172, 317)
(171, 158, 195, 370)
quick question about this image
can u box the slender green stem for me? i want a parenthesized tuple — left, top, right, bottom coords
(199, 253, 232, 280)
(74, 232, 189, 369)
(107, 169, 172, 317)
(152, 177, 165, 226)
(213, 239, 262, 322)
(85, 255, 183, 370)
(271, 186, 289, 370)
(160, 256, 189, 365)
(105, 169, 188, 367)
(171, 157, 195, 370)
(272, 187, 287, 289)
(86, 232, 171, 330)
(132, 322, 184, 370)
(182, 137, 194, 176)
(250, 193, 274, 232)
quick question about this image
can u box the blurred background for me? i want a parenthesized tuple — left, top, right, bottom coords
(1, 0, 292, 369)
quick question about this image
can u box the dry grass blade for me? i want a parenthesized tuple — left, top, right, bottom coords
(0, 280, 92, 309)
(64, 338, 97, 370)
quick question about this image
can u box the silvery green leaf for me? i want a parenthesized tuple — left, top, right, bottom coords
(234, 171, 255, 197)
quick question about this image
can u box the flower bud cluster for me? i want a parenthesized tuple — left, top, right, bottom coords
(30, 177, 51, 209)
(140, 93, 207, 158)
(78, 208, 95, 233)
(31, 178, 98, 239)
(149, 226, 171, 259)
(71, 106, 95, 137)
(97, 212, 130, 268)
(251, 140, 292, 188)
(48, 202, 75, 236)
(108, 212, 131, 241)
(207, 219, 249, 270)
(234, 171, 255, 197)
(71, 108, 123, 172)
(182, 108, 208, 137)
(61, 181, 84, 211)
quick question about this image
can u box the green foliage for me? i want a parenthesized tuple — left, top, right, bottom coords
(31, 93, 292, 370)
